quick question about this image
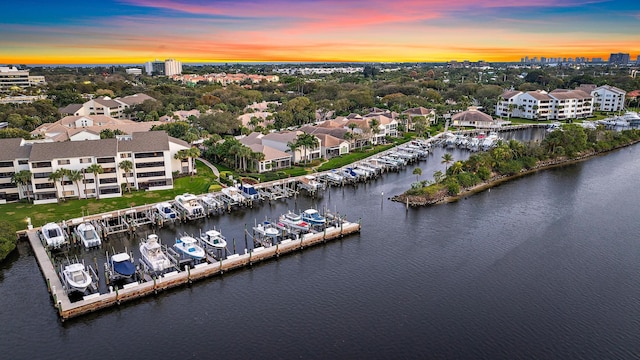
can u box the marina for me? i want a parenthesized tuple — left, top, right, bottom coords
(17, 125, 542, 320)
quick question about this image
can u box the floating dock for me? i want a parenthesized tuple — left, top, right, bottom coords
(28, 217, 360, 321)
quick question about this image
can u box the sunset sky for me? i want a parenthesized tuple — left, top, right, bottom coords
(2, 0, 639, 64)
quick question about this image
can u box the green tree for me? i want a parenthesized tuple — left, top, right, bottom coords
(412, 167, 422, 183)
(86, 163, 104, 200)
(0, 220, 17, 261)
(118, 160, 134, 192)
(47, 168, 66, 201)
(441, 153, 454, 172)
(66, 169, 84, 199)
(10, 170, 32, 202)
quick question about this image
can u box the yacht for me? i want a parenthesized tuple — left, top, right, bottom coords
(108, 252, 136, 281)
(174, 193, 205, 218)
(301, 209, 326, 226)
(139, 234, 172, 273)
(277, 211, 311, 231)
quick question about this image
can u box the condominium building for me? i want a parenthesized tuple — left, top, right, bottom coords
(609, 53, 630, 65)
(0, 131, 192, 204)
(591, 85, 626, 112)
(144, 59, 182, 76)
(496, 89, 593, 120)
(0, 66, 30, 93)
(164, 59, 182, 76)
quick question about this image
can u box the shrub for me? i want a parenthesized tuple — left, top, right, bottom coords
(208, 184, 223, 193)
(444, 178, 460, 195)
(0, 220, 17, 262)
(477, 166, 491, 181)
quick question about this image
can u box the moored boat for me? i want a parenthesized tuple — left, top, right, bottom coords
(174, 193, 205, 218)
(108, 252, 136, 281)
(139, 234, 172, 273)
(174, 235, 206, 260)
(75, 222, 102, 248)
(253, 221, 280, 238)
(155, 202, 177, 220)
(301, 208, 326, 225)
(199, 229, 227, 249)
(277, 211, 311, 231)
(62, 262, 92, 293)
(41, 222, 67, 249)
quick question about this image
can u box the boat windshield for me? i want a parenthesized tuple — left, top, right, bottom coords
(47, 228, 60, 238)
(84, 229, 95, 240)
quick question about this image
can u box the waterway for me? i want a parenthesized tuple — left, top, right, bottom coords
(2, 129, 640, 359)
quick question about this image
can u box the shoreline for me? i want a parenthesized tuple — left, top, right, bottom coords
(392, 139, 640, 207)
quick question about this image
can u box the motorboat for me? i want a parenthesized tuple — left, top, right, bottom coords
(221, 187, 246, 204)
(75, 222, 101, 248)
(174, 235, 206, 260)
(155, 202, 177, 220)
(174, 193, 205, 218)
(239, 183, 260, 201)
(253, 221, 280, 239)
(62, 262, 92, 293)
(199, 229, 227, 249)
(301, 209, 326, 226)
(277, 211, 310, 231)
(108, 252, 136, 281)
(139, 234, 172, 273)
(298, 175, 323, 191)
(41, 222, 67, 249)
(199, 193, 223, 210)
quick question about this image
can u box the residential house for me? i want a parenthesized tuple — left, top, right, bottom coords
(452, 107, 508, 128)
(59, 93, 156, 120)
(239, 132, 292, 173)
(591, 85, 626, 112)
(299, 125, 350, 158)
(31, 115, 162, 142)
(402, 107, 436, 127)
(261, 131, 321, 164)
(0, 131, 191, 204)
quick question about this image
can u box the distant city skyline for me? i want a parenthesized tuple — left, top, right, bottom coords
(1, 0, 640, 64)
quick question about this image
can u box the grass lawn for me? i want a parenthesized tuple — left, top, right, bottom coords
(4, 160, 218, 229)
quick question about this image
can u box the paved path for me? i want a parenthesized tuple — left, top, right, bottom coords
(197, 157, 220, 177)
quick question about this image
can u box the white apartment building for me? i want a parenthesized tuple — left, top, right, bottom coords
(164, 59, 182, 76)
(0, 131, 192, 204)
(591, 85, 626, 112)
(496, 89, 593, 120)
(0, 66, 30, 93)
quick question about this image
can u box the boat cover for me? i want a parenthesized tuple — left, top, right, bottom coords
(112, 258, 136, 276)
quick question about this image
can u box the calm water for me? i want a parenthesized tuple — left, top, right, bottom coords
(2, 132, 640, 359)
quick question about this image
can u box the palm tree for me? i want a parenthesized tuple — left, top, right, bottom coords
(449, 161, 464, 176)
(11, 170, 32, 202)
(433, 170, 445, 184)
(66, 169, 84, 199)
(47, 168, 66, 201)
(296, 133, 319, 165)
(369, 118, 381, 144)
(250, 151, 265, 172)
(86, 163, 103, 200)
(287, 140, 300, 164)
(441, 153, 454, 172)
(174, 149, 189, 174)
(412, 167, 422, 183)
(118, 160, 134, 193)
(186, 147, 201, 175)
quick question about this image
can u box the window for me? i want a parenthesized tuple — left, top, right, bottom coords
(137, 171, 165, 178)
(62, 180, 73, 186)
(0, 161, 14, 168)
(18, 160, 28, 165)
(99, 178, 118, 184)
(135, 152, 163, 159)
(62, 190, 74, 197)
(80, 158, 92, 164)
(96, 157, 115, 164)
(120, 153, 131, 159)
(58, 159, 70, 165)
(32, 162, 52, 168)
(84, 189, 95, 194)
(33, 172, 52, 179)
(35, 183, 55, 189)
(83, 178, 95, 184)
(136, 161, 165, 169)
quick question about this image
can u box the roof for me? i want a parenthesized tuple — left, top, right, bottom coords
(524, 91, 552, 101)
(58, 104, 83, 114)
(627, 90, 640, 98)
(117, 93, 155, 106)
(549, 89, 592, 100)
(403, 107, 433, 116)
(299, 125, 349, 139)
(93, 97, 123, 109)
(0, 138, 31, 161)
(314, 133, 345, 148)
(262, 131, 301, 143)
(594, 85, 626, 95)
(118, 131, 170, 152)
(245, 143, 291, 161)
(500, 90, 522, 100)
(29, 138, 118, 162)
(239, 132, 264, 146)
(451, 108, 494, 123)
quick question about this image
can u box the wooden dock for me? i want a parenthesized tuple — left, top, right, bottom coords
(28, 221, 360, 321)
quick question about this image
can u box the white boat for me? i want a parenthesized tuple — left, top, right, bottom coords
(139, 234, 172, 273)
(174, 193, 205, 218)
(253, 221, 280, 238)
(41, 222, 67, 249)
(200, 193, 223, 209)
(62, 262, 92, 293)
(277, 211, 311, 231)
(199, 229, 227, 249)
(75, 222, 101, 248)
(221, 187, 246, 203)
(324, 170, 344, 183)
(155, 202, 177, 220)
(299, 175, 322, 191)
(174, 235, 206, 260)
(108, 252, 136, 281)
(301, 209, 326, 226)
